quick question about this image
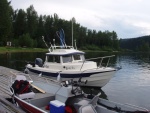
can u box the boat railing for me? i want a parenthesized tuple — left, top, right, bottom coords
(49, 45, 74, 52)
(80, 55, 115, 71)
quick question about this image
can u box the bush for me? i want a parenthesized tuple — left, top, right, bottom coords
(33, 39, 37, 48)
(12, 39, 19, 47)
(19, 33, 34, 47)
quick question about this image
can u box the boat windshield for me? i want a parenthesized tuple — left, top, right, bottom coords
(47, 55, 60, 63)
(73, 54, 81, 60)
(62, 55, 72, 63)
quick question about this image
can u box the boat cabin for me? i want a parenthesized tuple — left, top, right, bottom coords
(45, 49, 85, 64)
(43, 49, 97, 71)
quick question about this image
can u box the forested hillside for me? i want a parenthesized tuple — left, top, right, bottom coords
(0, 0, 119, 50)
(120, 35, 150, 52)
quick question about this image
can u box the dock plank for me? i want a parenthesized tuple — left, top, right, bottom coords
(0, 96, 26, 113)
(0, 66, 26, 113)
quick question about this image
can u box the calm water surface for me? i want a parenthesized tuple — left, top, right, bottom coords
(0, 52, 150, 109)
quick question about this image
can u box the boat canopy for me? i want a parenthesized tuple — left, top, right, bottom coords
(46, 49, 85, 56)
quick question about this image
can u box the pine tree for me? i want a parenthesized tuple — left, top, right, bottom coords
(0, 0, 12, 46)
(14, 9, 26, 38)
(26, 5, 38, 38)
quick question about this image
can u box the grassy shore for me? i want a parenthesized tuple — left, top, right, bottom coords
(0, 47, 119, 53)
(0, 47, 47, 53)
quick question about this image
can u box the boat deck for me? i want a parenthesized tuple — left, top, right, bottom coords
(27, 92, 55, 108)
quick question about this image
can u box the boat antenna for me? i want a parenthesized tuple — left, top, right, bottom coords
(42, 36, 51, 52)
(72, 17, 74, 47)
(74, 39, 77, 49)
(56, 29, 67, 48)
(53, 39, 56, 48)
(61, 29, 67, 47)
(42, 36, 49, 48)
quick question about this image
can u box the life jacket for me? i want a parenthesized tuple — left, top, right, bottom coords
(11, 80, 31, 94)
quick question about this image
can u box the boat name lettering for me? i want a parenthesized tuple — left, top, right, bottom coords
(65, 66, 75, 70)
(45, 65, 49, 68)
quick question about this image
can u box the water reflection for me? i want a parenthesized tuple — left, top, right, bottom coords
(0, 52, 46, 71)
(102, 53, 150, 109)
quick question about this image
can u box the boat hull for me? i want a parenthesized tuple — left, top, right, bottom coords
(80, 71, 116, 87)
(14, 96, 47, 113)
(26, 66, 117, 87)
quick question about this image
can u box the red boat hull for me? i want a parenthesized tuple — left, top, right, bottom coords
(15, 96, 47, 113)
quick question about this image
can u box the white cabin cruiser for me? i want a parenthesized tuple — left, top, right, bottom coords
(25, 29, 120, 87)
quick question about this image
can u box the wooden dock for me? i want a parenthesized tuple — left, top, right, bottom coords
(0, 66, 26, 113)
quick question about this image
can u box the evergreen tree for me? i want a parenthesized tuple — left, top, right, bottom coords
(36, 15, 45, 48)
(0, 0, 12, 46)
(14, 9, 26, 38)
(0, 2, 120, 50)
(19, 33, 34, 47)
(26, 5, 38, 38)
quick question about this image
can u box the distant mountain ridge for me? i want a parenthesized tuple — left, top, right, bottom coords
(120, 35, 150, 51)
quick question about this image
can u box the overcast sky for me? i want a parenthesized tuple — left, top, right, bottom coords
(10, 0, 150, 39)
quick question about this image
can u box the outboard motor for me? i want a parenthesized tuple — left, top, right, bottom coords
(35, 58, 43, 67)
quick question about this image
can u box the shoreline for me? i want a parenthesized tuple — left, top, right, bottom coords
(0, 47, 120, 53)
(0, 47, 48, 53)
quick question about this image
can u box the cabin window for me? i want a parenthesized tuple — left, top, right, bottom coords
(62, 55, 72, 63)
(73, 54, 81, 60)
(47, 55, 60, 63)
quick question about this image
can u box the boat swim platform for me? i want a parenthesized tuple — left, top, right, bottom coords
(0, 66, 29, 113)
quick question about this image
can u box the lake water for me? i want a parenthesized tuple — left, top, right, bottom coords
(0, 52, 150, 109)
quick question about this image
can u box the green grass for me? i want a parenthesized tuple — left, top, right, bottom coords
(0, 47, 47, 53)
(0, 47, 119, 53)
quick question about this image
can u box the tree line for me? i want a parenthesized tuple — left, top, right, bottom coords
(0, 0, 119, 50)
(120, 35, 150, 52)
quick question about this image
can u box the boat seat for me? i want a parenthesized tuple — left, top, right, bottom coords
(79, 104, 97, 113)
(17, 92, 35, 99)
(15, 75, 35, 99)
(74, 93, 101, 111)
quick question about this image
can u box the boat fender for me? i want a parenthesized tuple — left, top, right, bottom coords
(24, 68, 29, 74)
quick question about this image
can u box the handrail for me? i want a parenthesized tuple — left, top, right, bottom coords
(80, 55, 115, 71)
(85, 55, 115, 61)
(50, 45, 74, 52)
(53, 45, 73, 48)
